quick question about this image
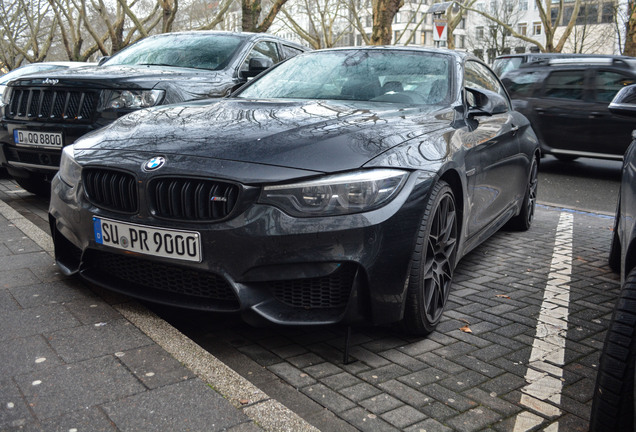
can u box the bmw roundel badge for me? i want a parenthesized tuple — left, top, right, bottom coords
(143, 156, 166, 171)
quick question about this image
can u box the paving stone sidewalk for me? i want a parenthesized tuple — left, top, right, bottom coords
(0, 178, 317, 432)
(171, 206, 621, 432)
(0, 177, 623, 432)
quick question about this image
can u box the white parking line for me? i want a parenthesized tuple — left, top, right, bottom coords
(513, 211, 574, 432)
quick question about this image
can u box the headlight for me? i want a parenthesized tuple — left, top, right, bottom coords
(59, 145, 82, 186)
(260, 169, 409, 217)
(99, 89, 164, 111)
(0, 87, 9, 107)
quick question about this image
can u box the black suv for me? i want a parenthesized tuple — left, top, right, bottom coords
(501, 56, 636, 161)
(0, 31, 307, 195)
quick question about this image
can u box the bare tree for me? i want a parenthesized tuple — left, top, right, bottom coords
(446, 0, 477, 49)
(277, 0, 352, 49)
(625, 0, 636, 55)
(0, 0, 57, 68)
(345, 0, 372, 45)
(467, 0, 527, 60)
(463, 0, 582, 52)
(370, 0, 403, 45)
(563, 1, 617, 54)
(242, 0, 289, 32)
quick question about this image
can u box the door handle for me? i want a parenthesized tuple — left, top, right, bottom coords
(589, 111, 605, 118)
(534, 108, 546, 115)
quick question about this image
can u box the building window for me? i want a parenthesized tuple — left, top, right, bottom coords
(476, 26, 484, 39)
(533, 22, 542, 35)
(421, 31, 427, 45)
(520, 0, 528, 10)
(518, 23, 527, 36)
(601, 2, 615, 23)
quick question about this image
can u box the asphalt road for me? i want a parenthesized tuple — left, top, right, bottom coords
(537, 154, 623, 215)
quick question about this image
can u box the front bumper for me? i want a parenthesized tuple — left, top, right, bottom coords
(49, 170, 433, 326)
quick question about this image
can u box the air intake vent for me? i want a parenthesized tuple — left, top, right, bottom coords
(149, 178, 239, 221)
(83, 168, 137, 213)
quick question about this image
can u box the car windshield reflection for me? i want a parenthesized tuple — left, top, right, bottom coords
(103, 33, 246, 71)
(237, 50, 452, 105)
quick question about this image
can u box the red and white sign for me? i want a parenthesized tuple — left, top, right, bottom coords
(433, 19, 447, 42)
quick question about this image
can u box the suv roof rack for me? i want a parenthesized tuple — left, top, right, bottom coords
(522, 56, 634, 69)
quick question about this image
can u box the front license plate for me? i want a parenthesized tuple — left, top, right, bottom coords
(14, 129, 63, 147)
(93, 217, 202, 262)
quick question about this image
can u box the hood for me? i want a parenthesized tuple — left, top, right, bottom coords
(75, 98, 450, 173)
(11, 65, 232, 100)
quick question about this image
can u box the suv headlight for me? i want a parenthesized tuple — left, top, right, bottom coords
(0, 87, 10, 107)
(99, 89, 164, 111)
(259, 169, 409, 217)
(59, 145, 82, 186)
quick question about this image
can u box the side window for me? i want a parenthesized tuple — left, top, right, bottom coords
(543, 70, 585, 100)
(595, 70, 636, 103)
(281, 45, 305, 60)
(465, 60, 510, 104)
(241, 41, 280, 71)
(502, 71, 543, 97)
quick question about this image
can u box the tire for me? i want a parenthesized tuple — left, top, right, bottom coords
(589, 268, 636, 432)
(402, 181, 458, 335)
(507, 156, 538, 231)
(15, 175, 51, 197)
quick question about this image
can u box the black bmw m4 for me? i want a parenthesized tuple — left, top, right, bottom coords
(49, 47, 540, 335)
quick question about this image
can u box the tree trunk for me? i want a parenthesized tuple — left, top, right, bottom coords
(242, 0, 261, 31)
(370, 0, 403, 45)
(625, 1, 636, 56)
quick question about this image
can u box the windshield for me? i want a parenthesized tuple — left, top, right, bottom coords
(237, 50, 452, 105)
(104, 33, 247, 71)
(493, 57, 524, 77)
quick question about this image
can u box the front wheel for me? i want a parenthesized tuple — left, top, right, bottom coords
(402, 181, 458, 335)
(589, 268, 636, 431)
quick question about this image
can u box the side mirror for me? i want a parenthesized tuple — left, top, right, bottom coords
(98, 56, 110, 66)
(609, 84, 636, 117)
(241, 57, 275, 79)
(465, 87, 509, 117)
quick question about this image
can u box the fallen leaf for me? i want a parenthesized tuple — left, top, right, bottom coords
(459, 318, 470, 324)
(239, 399, 249, 405)
(495, 294, 511, 299)
(459, 325, 472, 333)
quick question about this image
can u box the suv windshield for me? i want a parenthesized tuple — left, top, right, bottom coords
(104, 33, 246, 71)
(237, 50, 452, 105)
(493, 57, 524, 76)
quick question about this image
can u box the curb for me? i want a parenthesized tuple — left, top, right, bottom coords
(0, 195, 319, 432)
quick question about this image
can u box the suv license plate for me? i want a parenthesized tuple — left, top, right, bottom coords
(14, 130, 63, 147)
(93, 217, 202, 262)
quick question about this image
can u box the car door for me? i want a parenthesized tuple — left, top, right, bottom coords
(463, 60, 526, 238)
(588, 68, 636, 157)
(531, 68, 593, 155)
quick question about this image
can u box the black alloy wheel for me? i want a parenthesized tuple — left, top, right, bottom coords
(590, 267, 636, 431)
(507, 156, 538, 231)
(403, 180, 458, 335)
